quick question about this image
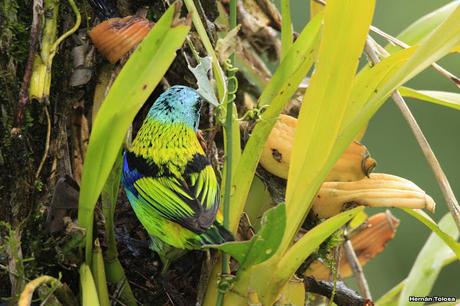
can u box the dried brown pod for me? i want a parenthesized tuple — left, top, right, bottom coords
(89, 16, 153, 64)
(305, 211, 400, 280)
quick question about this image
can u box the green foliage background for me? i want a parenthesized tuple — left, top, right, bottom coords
(287, 0, 460, 298)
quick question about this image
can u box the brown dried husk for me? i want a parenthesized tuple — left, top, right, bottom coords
(89, 16, 153, 64)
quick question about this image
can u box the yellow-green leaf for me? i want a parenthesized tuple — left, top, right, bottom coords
(399, 86, 460, 111)
(386, 1, 460, 53)
(77, 2, 191, 263)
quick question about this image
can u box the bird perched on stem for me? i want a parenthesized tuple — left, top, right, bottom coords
(122, 86, 233, 257)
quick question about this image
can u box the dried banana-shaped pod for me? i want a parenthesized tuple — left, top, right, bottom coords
(312, 173, 436, 218)
(305, 212, 400, 280)
(260, 114, 376, 182)
(89, 16, 153, 63)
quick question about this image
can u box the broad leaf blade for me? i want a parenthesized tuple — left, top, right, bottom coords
(212, 204, 286, 269)
(78, 3, 191, 262)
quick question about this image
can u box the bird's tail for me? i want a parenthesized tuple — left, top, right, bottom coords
(200, 222, 234, 246)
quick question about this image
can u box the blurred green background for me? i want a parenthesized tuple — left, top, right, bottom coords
(287, 0, 460, 299)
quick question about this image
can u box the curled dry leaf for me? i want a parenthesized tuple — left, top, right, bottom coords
(260, 114, 376, 182)
(312, 173, 436, 218)
(305, 212, 400, 280)
(89, 16, 153, 64)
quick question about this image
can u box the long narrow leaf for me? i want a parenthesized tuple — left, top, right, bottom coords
(277, 207, 364, 281)
(398, 212, 460, 306)
(77, 3, 191, 263)
(401, 209, 460, 259)
(345, 48, 417, 122)
(386, 1, 460, 53)
(399, 87, 460, 111)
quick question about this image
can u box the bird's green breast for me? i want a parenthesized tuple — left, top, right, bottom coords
(130, 119, 204, 177)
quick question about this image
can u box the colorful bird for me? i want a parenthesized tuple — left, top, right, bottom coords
(122, 85, 233, 252)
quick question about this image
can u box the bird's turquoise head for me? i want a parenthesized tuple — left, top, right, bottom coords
(147, 85, 203, 130)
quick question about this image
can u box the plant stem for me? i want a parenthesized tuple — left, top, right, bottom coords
(343, 233, 372, 300)
(364, 38, 460, 232)
(216, 1, 238, 306)
(369, 25, 460, 88)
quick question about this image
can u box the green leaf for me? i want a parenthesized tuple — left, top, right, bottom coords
(345, 48, 417, 123)
(228, 12, 323, 232)
(401, 209, 460, 259)
(80, 263, 101, 306)
(211, 204, 286, 270)
(277, 207, 364, 281)
(399, 86, 460, 111)
(386, 1, 460, 53)
(77, 2, 191, 263)
(284, 0, 375, 249)
(398, 212, 460, 306)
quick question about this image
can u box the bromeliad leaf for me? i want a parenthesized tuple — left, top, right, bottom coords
(210, 204, 286, 270)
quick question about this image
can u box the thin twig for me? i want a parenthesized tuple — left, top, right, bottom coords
(343, 229, 372, 300)
(15, 0, 43, 130)
(369, 25, 460, 87)
(35, 106, 52, 179)
(364, 37, 460, 232)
